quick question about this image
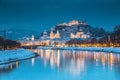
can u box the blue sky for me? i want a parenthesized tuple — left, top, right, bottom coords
(0, 0, 120, 31)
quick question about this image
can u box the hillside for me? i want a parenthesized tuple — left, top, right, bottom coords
(44, 20, 108, 39)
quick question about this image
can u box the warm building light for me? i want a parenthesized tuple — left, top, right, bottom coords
(50, 29, 60, 39)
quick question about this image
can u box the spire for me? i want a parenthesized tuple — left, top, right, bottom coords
(50, 28, 54, 39)
(42, 30, 48, 38)
(55, 30, 60, 38)
(50, 28, 54, 34)
(57, 30, 59, 34)
(43, 30, 47, 35)
(31, 35, 34, 41)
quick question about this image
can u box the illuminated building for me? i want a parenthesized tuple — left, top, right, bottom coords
(26, 37, 29, 41)
(43, 30, 48, 38)
(70, 29, 90, 39)
(31, 35, 34, 41)
(57, 20, 86, 26)
(50, 29, 60, 39)
(68, 20, 80, 26)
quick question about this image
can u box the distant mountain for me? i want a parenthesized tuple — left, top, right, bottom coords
(0, 29, 41, 40)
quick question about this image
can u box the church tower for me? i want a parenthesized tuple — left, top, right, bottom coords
(31, 35, 34, 41)
(43, 30, 48, 38)
(55, 30, 60, 38)
(50, 29, 55, 39)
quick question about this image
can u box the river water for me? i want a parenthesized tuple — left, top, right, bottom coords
(0, 49, 120, 80)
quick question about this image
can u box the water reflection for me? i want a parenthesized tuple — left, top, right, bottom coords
(1, 49, 120, 80)
(0, 61, 19, 73)
(33, 49, 120, 75)
(31, 58, 35, 67)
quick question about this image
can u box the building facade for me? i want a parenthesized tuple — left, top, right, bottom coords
(70, 29, 90, 39)
(50, 29, 60, 39)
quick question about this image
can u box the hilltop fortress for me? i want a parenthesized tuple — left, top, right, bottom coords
(57, 20, 86, 26)
(40, 20, 90, 39)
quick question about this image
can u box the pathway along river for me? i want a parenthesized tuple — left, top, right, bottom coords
(0, 49, 120, 80)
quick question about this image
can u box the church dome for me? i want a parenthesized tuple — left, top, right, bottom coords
(43, 30, 47, 35)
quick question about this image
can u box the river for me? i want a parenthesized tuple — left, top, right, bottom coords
(0, 49, 120, 80)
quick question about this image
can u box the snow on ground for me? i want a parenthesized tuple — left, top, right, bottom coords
(0, 49, 36, 65)
(38, 46, 120, 53)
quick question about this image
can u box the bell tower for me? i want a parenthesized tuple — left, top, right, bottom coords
(50, 29, 54, 39)
(56, 30, 60, 38)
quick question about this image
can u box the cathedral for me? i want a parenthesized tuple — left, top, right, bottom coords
(50, 29, 60, 39)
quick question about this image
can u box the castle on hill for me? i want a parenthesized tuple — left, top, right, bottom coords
(57, 20, 86, 26)
(26, 20, 90, 41)
(40, 20, 90, 40)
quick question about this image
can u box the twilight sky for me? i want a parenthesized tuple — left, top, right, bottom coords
(0, 0, 120, 32)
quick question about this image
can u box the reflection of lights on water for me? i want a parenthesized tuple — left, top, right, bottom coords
(101, 53, 105, 66)
(94, 53, 97, 61)
(80, 52, 83, 58)
(69, 58, 85, 75)
(94, 53, 99, 63)
(109, 53, 114, 70)
(44, 59, 47, 67)
(0, 62, 18, 72)
(44, 50, 50, 67)
(101, 53, 106, 69)
(16, 61, 19, 68)
(57, 50, 60, 68)
(50, 53, 55, 68)
(62, 51, 65, 58)
(45, 50, 51, 60)
(72, 50, 75, 54)
(40, 50, 44, 58)
(109, 53, 114, 64)
(117, 54, 120, 62)
(77, 58, 85, 74)
(31, 58, 35, 67)
(73, 53, 75, 59)
(10, 63, 13, 70)
(32, 49, 120, 75)
(85, 51, 88, 58)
